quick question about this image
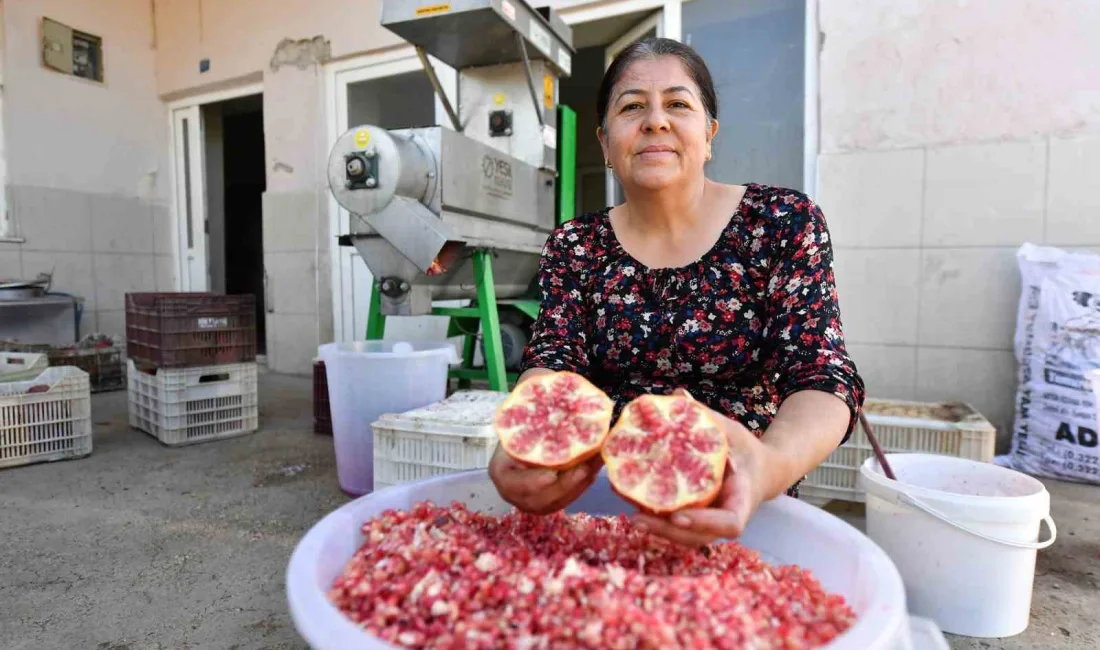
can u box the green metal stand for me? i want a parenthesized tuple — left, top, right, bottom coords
(557, 105, 577, 226)
(362, 105, 576, 392)
(364, 251, 536, 393)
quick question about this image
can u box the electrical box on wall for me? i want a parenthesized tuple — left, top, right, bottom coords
(42, 17, 104, 83)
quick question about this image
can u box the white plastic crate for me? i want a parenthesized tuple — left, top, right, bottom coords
(0, 352, 48, 382)
(127, 359, 259, 447)
(0, 366, 92, 469)
(801, 398, 996, 503)
(371, 390, 507, 489)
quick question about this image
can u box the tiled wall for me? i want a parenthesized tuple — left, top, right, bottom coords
(817, 134, 1100, 449)
(0, 187, 172, 341)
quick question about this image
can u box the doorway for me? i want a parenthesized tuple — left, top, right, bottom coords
(169, 86, 267, 354)
(206, 95, 267, 354)
(561, 8, 666, 215)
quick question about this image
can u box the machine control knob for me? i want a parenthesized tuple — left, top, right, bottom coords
(346, 157, 365, 178)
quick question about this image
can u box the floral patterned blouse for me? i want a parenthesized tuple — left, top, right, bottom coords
(519, 183, 865, 491)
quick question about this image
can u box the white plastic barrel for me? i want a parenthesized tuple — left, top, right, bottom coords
(861, 453, 1057, 638)
(317, 340, 458, 496)
(287, 470, 949, 650)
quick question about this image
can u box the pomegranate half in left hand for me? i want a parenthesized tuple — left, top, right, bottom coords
(494, 371, 614, 470)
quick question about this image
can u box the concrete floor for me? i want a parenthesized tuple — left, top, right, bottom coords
(0, 370, 1096, 650)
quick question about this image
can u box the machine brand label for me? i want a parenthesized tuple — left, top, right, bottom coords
(556, 48, 572, 75)
(481, 155, 514, 200)
(197, 317, 229, 329)
(528, 21, 552, 56)
(415, 3, 451, 16)
(501, 1, 516, 21)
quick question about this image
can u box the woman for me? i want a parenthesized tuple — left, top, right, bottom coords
(489, 37, 865, 547)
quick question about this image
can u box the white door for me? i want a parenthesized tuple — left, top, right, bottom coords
(172, 105, 208, 291)
(327, 51, 457, 342)
(603, 11, 663, 207)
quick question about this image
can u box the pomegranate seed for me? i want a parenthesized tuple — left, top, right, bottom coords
(329, 502, 856, 649)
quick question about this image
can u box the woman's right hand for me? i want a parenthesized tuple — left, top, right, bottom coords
(488, 443, 601, 515)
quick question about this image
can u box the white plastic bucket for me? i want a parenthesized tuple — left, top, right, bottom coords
(317, 340, 458, 496)
(860, 453, 1057, 638)
(287, 470, 950, 650)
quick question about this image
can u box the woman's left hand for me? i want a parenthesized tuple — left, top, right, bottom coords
(631, 391, 778, 547)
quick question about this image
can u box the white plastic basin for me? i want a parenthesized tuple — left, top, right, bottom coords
(287, 470, 947, 650)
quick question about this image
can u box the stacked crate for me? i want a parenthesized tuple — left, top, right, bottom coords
(125, 293, 259, 446)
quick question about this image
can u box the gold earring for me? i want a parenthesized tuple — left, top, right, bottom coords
(605, 160, 613, 169)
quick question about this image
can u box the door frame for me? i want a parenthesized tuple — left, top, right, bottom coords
(323, 46, 457, 342)
(603, 9, 664, 207)
(165, 82, 264, 292)
(557, 0, 820, 196)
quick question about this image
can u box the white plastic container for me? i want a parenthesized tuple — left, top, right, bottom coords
(372, 390, 506, 489)
(317, 340, 458, 496)
(127, 359, 259, 446)
(0, 366, 92, 469)
(860, 453, 1057, 638)
(802, 398, 996, 503)
(286, 470, 949, 650)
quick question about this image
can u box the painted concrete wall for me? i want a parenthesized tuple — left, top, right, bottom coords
(0, 0, 171, 342)
(153, 0, 401, 98)
(816, 0, 1100, 449)
(154, 1, 353, 373)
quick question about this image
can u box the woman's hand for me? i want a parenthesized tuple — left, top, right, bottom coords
(488, 443, 603, 515)
(631, 391, 778, 546)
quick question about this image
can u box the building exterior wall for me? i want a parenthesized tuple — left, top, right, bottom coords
(0, 0, 170, 342)
(149, 0, 620, 374)
(815, 0, 1100, 448)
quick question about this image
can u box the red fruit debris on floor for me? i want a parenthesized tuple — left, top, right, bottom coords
(329, 501, 856, 649)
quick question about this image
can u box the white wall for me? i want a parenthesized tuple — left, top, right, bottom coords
(0, 0, 171, 341)
(815, 0, 1100, 449)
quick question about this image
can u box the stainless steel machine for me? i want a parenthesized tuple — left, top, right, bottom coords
(327, 0, 575, 318)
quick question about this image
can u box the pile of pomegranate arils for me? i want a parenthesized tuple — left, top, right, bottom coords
(330, 501, 856, 650)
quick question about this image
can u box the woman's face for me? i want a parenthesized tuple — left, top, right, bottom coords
(598, 56, 717, 194)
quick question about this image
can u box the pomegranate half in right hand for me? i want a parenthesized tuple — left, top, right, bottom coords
(494, 371, 615, 470)
(602, 394, 730, 515)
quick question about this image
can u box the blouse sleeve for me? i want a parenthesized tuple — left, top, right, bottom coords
(762, 195, 866, 439)
(519, 222, 592, 374)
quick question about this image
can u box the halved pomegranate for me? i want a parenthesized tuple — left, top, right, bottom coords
(494, 371, 614, 470)
(602, 394, 729, 514)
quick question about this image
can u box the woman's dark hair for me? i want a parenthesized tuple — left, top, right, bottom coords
(596, 36, 719, 128)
